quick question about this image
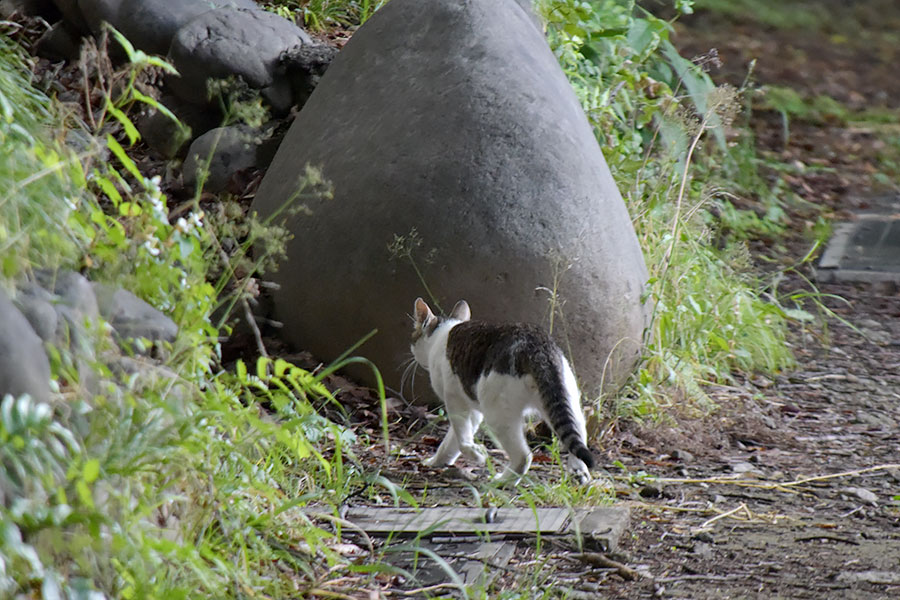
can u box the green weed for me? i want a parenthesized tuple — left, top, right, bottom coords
(0, 37, 92, 277)
(263, 0, 388, 31)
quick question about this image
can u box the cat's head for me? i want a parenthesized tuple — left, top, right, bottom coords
(410, 298, 470, 366)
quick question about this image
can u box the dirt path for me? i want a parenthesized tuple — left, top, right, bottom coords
(594, 4, 900, 598)
(604, 288, 900, 598)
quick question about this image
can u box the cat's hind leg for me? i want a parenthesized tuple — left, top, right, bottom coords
(488, 420, 532, 485)
(465, 411, 488, 466)
(423, 425, 460, 467)
(424, 408, 486, 468)
(566, 454, 591, 484)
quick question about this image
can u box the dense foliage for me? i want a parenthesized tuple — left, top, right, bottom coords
(0, 31, 363, 598)
(535, 0, 794, 415)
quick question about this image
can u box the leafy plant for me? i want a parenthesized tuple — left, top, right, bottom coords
(537, 1, 797, 416)
(94, 26, 189, 143)
(0, 36, 93, 278)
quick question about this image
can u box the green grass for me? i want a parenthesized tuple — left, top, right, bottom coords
(262, 0, 387, 31)
(693, 0, 900, 47)
(0, 45, 93, 277)
(755, 86, 900, 127)
(693, 0, 831, 30)
(756, 85, 900, 158)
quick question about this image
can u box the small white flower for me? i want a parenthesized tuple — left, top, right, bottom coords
(144, 174, 162, 191)
(143, 239, 161, 256)
(175, 217, 190, 233)
(189, 211, 204, 228)
(149, 196, 165, 215)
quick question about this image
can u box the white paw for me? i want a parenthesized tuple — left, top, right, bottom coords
(461, 444, 487, 466)
(573, 466, 591, 485)
(567, 461, 591, 484)
(566, 455, 591, 484)
(492, 469, 523, 487)
(423, 456, 445, 468)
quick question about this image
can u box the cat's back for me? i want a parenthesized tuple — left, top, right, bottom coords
(446, 320, 561, 398)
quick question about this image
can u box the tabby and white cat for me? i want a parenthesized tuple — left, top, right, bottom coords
(410, 297, 595, 484)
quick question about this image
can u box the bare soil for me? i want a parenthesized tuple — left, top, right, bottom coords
(600, 282, 900, 599)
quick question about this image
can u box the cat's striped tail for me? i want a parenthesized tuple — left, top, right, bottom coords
(531, 351, 595, 470)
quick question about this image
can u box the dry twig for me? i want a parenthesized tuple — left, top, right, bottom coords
(398, 582, 462, 596)
(306, 589, 361, 600)
(698, 503, 748, 530)
(656, 463, 900, 491)
(795, 534, 860, 546)
(577, 552, 641, 581)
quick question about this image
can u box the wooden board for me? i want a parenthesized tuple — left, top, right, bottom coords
(341, 505, 631, 592)
(345, 506, 573, 535)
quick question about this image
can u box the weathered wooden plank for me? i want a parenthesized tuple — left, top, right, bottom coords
(817, 214, 900, 282)
(352, 506, 632, 592)
(345, 507, 573, 535)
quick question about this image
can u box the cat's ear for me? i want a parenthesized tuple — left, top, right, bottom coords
(450, 300, 471, 321)
(414, 297, 435, 325)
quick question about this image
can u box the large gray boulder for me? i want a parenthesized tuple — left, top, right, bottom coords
(0, 287, 51, 405)
(34, 20, 83, 62)
(107, 0, 256, 55)
(92, 282, 178, 346)
(135, 92, 217, 159)
(78, 0, 120, 33)
(1, 0, 58, 19)
(168, 7, 312, 113)
(51, 0, 89, 31)
(35, 269, 99, 323)
(251, 0, 650, 401)
(13, 283, 58, 343)
(33, 271, 100, 383)
(182, 124, 268, 193)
